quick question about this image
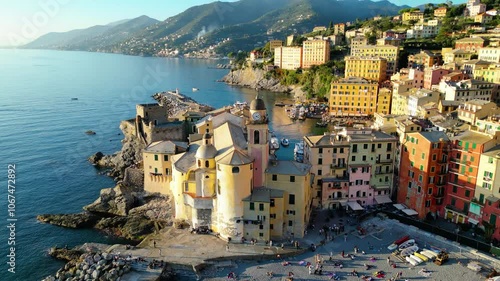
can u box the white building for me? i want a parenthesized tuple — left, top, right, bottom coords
(478, 47, 500, 63)
(439, 79, 495, 102)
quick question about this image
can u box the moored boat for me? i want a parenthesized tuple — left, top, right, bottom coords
(192, 87, 199, 91)
(281, 138, 289, 147)
(270, 136, 280, 150)
(274, 101, 285, 107)
(401, 245, 419, 257)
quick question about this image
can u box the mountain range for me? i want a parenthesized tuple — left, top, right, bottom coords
(23, 0, 408, 56)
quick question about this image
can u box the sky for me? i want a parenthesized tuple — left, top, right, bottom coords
(0, 0, 467, 47)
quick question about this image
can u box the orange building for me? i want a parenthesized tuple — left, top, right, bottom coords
(443, 131, 498, 223)
(397, 131, 450, 219)
(302, 39, 331, 69)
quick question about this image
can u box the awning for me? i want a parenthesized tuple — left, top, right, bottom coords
(347, 201, 364, 211)
(339, 200, 348, 206)
(401, 208, 418, 216)
(468, 218, 479, 225)
(393, 203, 407, 210)
(374, 195, 392, 204)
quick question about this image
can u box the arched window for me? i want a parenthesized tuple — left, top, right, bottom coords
(197, 160, 201, 167)
(205, 160, 209, 168)
(254, 130, 260, 144)
(356, 191, 360, 197)
(232, 167, 240, 173)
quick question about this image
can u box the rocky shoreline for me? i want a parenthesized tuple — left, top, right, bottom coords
(220, 67, 307, 100)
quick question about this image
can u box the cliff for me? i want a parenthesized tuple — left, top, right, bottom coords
(221, 67, 291, 93)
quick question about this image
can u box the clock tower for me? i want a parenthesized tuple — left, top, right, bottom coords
(247, 95, 269, 188)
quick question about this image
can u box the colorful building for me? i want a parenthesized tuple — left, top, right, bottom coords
(454, 37, 486, 53)
(478, 47, 500, 63)
(334, 23, 345, 35)
(376, 88, 392, 115)
(397, 131, 450, 219)
(274, 46, 303, 70)
(444, 130, 497, 224)
(352, 45, 399, 76)
(434, 6, 447, 17)
(408, 50, 441, 69)
(424, 67, 451, 89)
(302, 39, 330, 69)
(474, 63, 500, 85)
(344, 56, 387, 83)
(439, 79, 496, 102)
(329, 77, 379, 116)
(402, 11, 424, 24)
(269, 40, 284, 54)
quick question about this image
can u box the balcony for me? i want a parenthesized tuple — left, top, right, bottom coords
(449, 167, 459, 173)
(483, 177, 492, 182)
(436, 182, 446, 188)
(449, 157, 460, 163)
(433, 192, 445, 199)
(150, 172, 163, 176)
(331, 163, 347, 169)
(375, 170, 394, 175)
(376, 158, 393, 164)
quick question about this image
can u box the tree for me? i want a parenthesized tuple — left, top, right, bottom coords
(329, 21, 334, 30)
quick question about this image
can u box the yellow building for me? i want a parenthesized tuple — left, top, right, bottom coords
(345, 56, 387, 83)
(391, 89, 413, 116)
(143, 141, 188, 194)
(434, 6, 447, 17)
(329, 77, 379, 116)
(352, 45, 399, 76)
(474, 64, 500, 84)
(286, 35, 295, 46)
(334, 23, 346, 35)
(377, 88, 392, 115)
(168, 96, 312, 242)
(402, 11, 424, 23)
(475, 13, 493, 24)
(302, 39, 331, 69)
(274, 46, 303, 70)
(269, 40, 284, 54)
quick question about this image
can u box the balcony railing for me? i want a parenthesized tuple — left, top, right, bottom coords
(376, 158, 393, 164)
(433, 192, 445, 199)
(375, 170, 394, 175)
(150, 172, 163, 176)
(331, 163, 347, 169)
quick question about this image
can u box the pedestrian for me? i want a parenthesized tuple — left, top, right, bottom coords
(269, 240, 273, 247)
(387, 256, 391, 265)
(308, 264, 313, 274)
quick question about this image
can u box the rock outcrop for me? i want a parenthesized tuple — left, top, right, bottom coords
(38, 185, 172, 242)
(49, 247, 84, 262)
(37, 213, 100, 228)
(221, 67, 291, 93)
(84, 184, 139, 216)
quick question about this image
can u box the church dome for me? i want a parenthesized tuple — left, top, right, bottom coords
(250, 96, 266, 110)
(195, 144, 217, 159)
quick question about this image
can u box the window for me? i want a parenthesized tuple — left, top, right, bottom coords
(270, 199, 275, 207)
(432, 154, 436, 161)
(318, 170, 322, 176)
(421, 153, 425, 159)
(163, 155, 169, 161)
(465, 190, 470, 197)
(412, 148, 416, 155)
(259, 203, 264, 211)
(259, 225, 263, 230)
(272, 174, 277, 181)
(425, 200, 431, 207)
(270, 213, 276, 219)
(270, 224, 274, 230)
(205, 160, 209, 168)
(453, 186, 457, 193)
(428, 188, 433, 195)
(417, 186, 422, 193)
(259, 232, 264, 237)
(254, 130, 260, 144)
(318, 158, 322, 165)
(451, 198, 456, 206)
(154, 155, 158, 161)
(418, 175, 423, 182)
(378, 143, 382, 148)
(232, 167, 240, 173)
(290, 176, 295, 182)
(363, 144, 368, 149)
(289, 194, 295, 205)
(288, 220, 293, 226)
(319, 148, 323, 153)
(430, 167, 435, 173)
(362, 155, 367, 161)
(352, 156, 356, 161)
(420, 165, 424, 171)
(165, 168, 170, 175)
(353, 144, 358, 152)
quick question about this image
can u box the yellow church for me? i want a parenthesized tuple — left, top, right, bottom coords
(145, 96, 313, 242)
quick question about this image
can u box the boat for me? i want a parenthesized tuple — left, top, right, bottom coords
(71, 98, 78, 100)
(316, 121, 328, 128)
(410, 254, 423, 264)
(294, 141, 304, 162)
(270, 136, 280, 150)
(420, 250, 435, 260)
(274, 101, 285, 107)
(414, 252, 428, 262)
(401, 245, 419, 257)
(406, 256, 419, 266)
(192, 87, 199, 92)
(85, 130, 96, 135)
(234, 101, 248, 108)
(422, 249, 438, 258)
(298, 107, 306, 120)
(387, 235, 410, 250)
(281, 138, 290, 147)
(398, 239, 416, 250)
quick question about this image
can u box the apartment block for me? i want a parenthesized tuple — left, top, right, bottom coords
(344, 56, 387, 83)
(274, 46, 303, 70)
(302, 39, 330, 69)
(329, 77, 379, 116)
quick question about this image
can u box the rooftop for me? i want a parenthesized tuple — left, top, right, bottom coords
(145, 140, 189, 154)
(417, 131, 450, 143)
(451, 130, 493, 144)
(265, 160, 311, 176)
(242, 188, 284, 203)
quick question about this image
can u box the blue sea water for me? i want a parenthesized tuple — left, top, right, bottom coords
(0, 49, 323, 280)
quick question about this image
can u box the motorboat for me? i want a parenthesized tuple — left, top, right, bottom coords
(71, 98, 78, 100)
(270, 136, 280, 150)
(274, 101, 285, 107)
(398, 239, 415, 250)
(316, 121, 328, 127)
(400, 245, 419, 257)
(294, 141, 304, 162)
(281, 138, 290, 147)
(85, 130, 96, 135)
(387, 235, 410, 250)
(192, 87, 199, 91)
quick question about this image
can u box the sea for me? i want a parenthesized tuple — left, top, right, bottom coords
(0, 49, 327, 280)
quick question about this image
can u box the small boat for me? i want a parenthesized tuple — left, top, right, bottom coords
(422, 249, 438, 258)
(270, 136, 280, 150)
(281, 138, 289, 147)
(410, 254, 423, 264)
(294, 141, 304, 162)
(274, 101, 285, 107)
(420, 250, 435, 260)
(316, 121, 328, 128)
(398, 239, 415, 250)
(192, 87, 199, 91)
(71, 98, 78, 100)
(388, 235, 410, 250)
(401, 245, 419, 257)
(406, 256, 419, 266)
(414, 252, 428, 262)
(85, 130, 96, 135)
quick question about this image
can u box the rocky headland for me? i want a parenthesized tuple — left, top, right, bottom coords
(220, 67, 307, 100)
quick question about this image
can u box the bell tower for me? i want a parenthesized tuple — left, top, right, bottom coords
(247, 94, 269, 188)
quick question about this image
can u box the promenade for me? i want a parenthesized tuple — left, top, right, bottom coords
(110, 211, 500, 280)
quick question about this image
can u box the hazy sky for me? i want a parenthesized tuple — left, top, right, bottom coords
(0, 0, 467, 47)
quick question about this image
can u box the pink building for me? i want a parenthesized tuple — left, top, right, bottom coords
(409, 68, 424, 89)
(348, 164, 373, 205)
(424, 67, 451, 89)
